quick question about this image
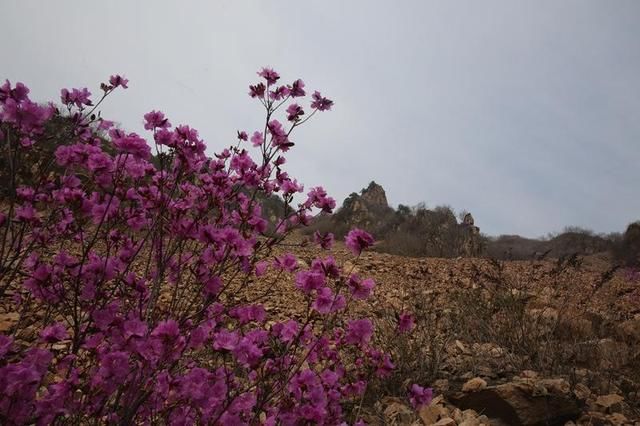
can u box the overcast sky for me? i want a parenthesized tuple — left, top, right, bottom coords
(4, 1, 639, 237)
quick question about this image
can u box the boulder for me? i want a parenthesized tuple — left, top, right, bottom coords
(451, 381, 580, 425)
(462, 377, 488, 393)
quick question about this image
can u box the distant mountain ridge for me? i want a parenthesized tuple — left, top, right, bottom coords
(303, 181, 637, 261)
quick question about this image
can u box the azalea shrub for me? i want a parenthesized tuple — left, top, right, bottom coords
(0, 70, 428, 424)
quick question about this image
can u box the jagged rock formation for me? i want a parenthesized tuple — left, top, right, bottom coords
(324, 182, 483, 258)
(333, 181, 395, 235)
(360, 181, 388, 207)
(614, 221, 640, 266)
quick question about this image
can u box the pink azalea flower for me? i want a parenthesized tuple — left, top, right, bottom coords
(345, 228, 374, 255)
(143, 110, 170, 130)
(274, 253, 298, 272)
(39, 323, 68, 343)
(345, 319, 373, 346)
(249, 83, 266, 98)
(109, 74, 129, 89)
(288, 79, 306, 97)
(286, 103, 304, 122)
(258, 67, 280, 85)
(408, 384, 433, 409)
(398, 312, 416, 333)
(313, 231, 335, 250)
(347, 275, 375, 300)
(310, 91, 333, 111)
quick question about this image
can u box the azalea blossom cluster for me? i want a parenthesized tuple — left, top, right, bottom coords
(0, 69, 430, 424)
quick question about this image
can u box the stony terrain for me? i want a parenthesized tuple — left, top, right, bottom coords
(1, 232, 638, 425)
(256, 234, 640, 425)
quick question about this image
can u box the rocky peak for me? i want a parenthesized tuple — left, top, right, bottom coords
(360, 181, 388, 209)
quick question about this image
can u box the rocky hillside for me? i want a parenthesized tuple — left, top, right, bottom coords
(243, 234, 640, 424)
(485, 231, 616, 261)
(309, 182, 484, 258)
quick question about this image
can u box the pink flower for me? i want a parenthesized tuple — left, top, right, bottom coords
(15, 204, 38, 223)
(113, 133, 151, 159)
(204, 276, 222, 296)
(310, 91, 333, 111)
(345, 319, 373, 346)
(398, 312, 416, 333)
(249, 83, 266, 98)
(143, 110, 170, 130)
(255, 261, 269, 277)
(305, 187, 336, 213)
(274, 253, 298, 272)
(273, 320, 299, 342)
(268, 119, 293, 151)
(0, 335, 12, 358)
(269, 85, 289, 100)
(258, 67, 280, 85)
(109, 74, 129, 89)
(213, 329, 239, 351)
(408, 384, 433, 409)
(39, 323, 68, 343)
(313, 231, 334, 250)
(288, 79, 306, 97)
(60, 88, 92, 107)
(347, 275, 375, 300)
(295, 271, 326, 294)
(312, 287, 336, 314)
(237, 130, 248, 141)
(345, 228, 374, 255)
(151, 320, 180, 343)
(250, 131, 263, 147)
(286, 103, 304, 122)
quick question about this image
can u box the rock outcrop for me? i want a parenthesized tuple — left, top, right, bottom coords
(330, 182, 484, 257)
(460, 213, 482, 257)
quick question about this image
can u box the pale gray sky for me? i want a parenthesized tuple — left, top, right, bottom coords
(3, 1, 639, 237)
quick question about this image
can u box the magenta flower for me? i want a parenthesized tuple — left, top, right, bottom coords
(123, 318, 147, 339)
(249, 83, 266, 98)
(143, 110, 170, 130)
(313, 231, 334, 250)
(310, 91, 333, 111)
(268, 119, 293, 151)
(312, 287, 336, 314)
(258, 67, 280, 85)
(151, 320, 180, 343)
(408, 384, 433, 409)
(237, 130, 248, 141)
(347, 275, 375, 300)
(60, 88, 92, 108)
(113, 133, 151, 159)
(274, 319, 299, 342)
(345, 228, 374, 255)
(274, 253, 298, 272)
(0, 80, 29, 102)
(305, 187, 336, 213)
(397, 312, 416, 333)
(204, 276, 222, 296)
(39, 323, 68, 343)
(288, 79, 306, 97)
(109, 74, 129, 89)
(286, 103, 304, 122)
(15, 204, 38, 223)
(213, 329, 239, 351)
(269, 85, 289, 100)
(250, 131, 263, 147)
(255, 261, 269, 277)
(295, 270, 326, 294)
(0, 335, 12, 358)
(345, 319, 373, 346)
